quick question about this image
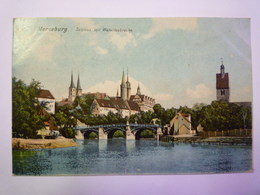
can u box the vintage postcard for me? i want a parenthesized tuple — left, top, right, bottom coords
(12, 18, 252, 175)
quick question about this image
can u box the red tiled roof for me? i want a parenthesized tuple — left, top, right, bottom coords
(216, 73, 229, 89)
(58, 99, 73, 106)
(181, 113, 190, 118)
(182, 115, 191, 124)
(172, 113, 191, 124)
(37, 89, 55, 99)
(38, 108, 58, 130)
(129, 95, 139, 101)
(126, 101, 141, 111)
(95, 99, 128, 110)
(95, 98, 140, 111)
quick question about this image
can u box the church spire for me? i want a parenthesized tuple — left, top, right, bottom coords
(70, 72, 75, 88)
(126, 67, 131, 100)
(127, 67, 129, 82)
(120, 70, 127, 100)
(220, 58, 225, 77)
(121, 70, 126, 84)
(136, 82, 141, 95)
(69, 72, 76, 102)
(77, 73, 82, 90)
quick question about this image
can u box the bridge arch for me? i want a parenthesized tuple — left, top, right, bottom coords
(83, 129, 98, 139)
(133, 127, 157, 140)
(106, 127, 125, 139)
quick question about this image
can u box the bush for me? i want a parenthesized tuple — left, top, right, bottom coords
(59, 127, 75, 138)
(113, 130, 125, 138)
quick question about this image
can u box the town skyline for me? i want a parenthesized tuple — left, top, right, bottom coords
(12, 18, 252, 108)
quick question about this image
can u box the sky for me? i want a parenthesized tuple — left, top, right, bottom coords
(12, 18, 252, 108)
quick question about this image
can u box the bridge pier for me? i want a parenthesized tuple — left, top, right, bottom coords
(75, 130, 84, 140)
(156, 127, 163, 141)
(99, 127, 108, 140)
(126, 123, 135, 140)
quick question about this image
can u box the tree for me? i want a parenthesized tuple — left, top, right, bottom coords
(240, 106, 252, 129)
(198, 101, 251, 131)
(162, 108, 176, 126)
(153, 104, 165, 118)
(178, 105, 192, 115)
(191, 103, 207, 129)
(73, 95, 94, 115)
(139, 130, 154, 138)
(12, 77, 46, 138)
(54, 105, 76, 138)
(128, 111, 155, 124)
(192, 103, 207, 112)
(59, 127, 75, 138)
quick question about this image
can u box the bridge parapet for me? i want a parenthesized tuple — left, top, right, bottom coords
(75, 123, 160, 131)
(74, 123, 162, 140)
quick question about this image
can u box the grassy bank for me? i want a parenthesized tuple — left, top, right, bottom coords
(12, 137, 79, 149)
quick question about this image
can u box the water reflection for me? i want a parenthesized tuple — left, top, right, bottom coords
(13, 150, 52, 175)
(98, 140, 107, 152)
(107, 139, 126, 152)
(126, 140, 136, 153)
(13, 140, 252, 175)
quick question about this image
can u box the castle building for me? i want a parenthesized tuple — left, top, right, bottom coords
(89, 71, 156, 116)
(91, 98, 140, 118)
(118, 71, 155, 112)
(61, 70, 156, 116)
(216, 60, 230, 102)
(129, 83, 155, 112)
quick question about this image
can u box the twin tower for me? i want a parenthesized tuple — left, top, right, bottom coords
(120, 71, 131, 100)
(118, 70, 141, 100)
(68, 73, 82, 102)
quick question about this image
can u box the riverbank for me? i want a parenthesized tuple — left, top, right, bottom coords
(160, 135, 252, 145)
(12, 137, 79, 149)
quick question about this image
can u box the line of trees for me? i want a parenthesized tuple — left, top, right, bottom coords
(198, 101, 252, 131)
(74, 96, 252, 131)
(13, 77, 76, 138)
(12, 77, 252, 139)
(12, 78, 46, 138)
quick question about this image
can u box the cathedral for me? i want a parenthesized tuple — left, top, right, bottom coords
(64, 70, 156, 116)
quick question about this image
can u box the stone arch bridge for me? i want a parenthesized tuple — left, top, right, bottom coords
(74, 123, 163, 140)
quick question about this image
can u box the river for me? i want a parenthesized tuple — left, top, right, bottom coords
(13, 139, 252, 175)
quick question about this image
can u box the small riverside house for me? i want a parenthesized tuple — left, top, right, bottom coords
(169, 112, 194, 135)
